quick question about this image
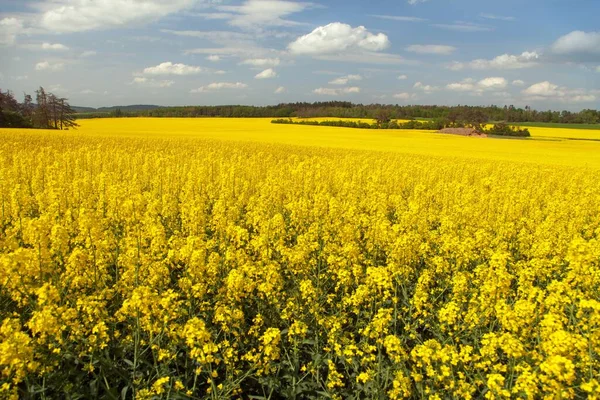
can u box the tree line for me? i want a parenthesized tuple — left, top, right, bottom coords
(77, 102, 600, 125)
(272, 117, 531, 137)
(0, 87, 78, 129)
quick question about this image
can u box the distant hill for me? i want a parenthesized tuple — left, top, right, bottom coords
(73, 105, 161, 114)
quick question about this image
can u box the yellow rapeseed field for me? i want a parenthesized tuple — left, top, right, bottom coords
(1, 118, 600, 399)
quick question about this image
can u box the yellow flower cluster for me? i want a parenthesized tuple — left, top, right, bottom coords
(0, 123, 599, 398)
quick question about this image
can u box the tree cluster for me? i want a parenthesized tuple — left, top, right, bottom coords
(272, 118, 447, 131)
(0, 87, 78, 130)
(272, 118, 532, 137)
(486, 123, 531, 137)
(75, 102, 599, 124)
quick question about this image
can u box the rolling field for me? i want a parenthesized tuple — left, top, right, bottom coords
(1, 118, 600, 399)
(75, 118, 600, 168)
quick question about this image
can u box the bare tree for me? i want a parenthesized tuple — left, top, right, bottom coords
(33, 87, 79, 130)
(34, 87, 51, 128)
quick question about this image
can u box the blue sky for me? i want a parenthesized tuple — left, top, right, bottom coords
(0, 0, 599, 110)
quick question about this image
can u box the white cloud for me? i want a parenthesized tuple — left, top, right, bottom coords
(207, 55, 221, 62)
(143, 62, 205, 75)
(446, 77, 507, 93)
(413, 81, 438, 92)
(369, 15, 427, 22)
(522, 81, 597, 103)
(255, 68, 277, 79)
(406, 44, 456, 55)
(446, 78, 476, 92)
(448, 51, 539, 70)
(80, 50, 97, 57)
(35, 61, 65, 71)
(240, 58, 281, 67)
(551, 31, 600, 59)
(512, 79, 525, 86)
(393, 92, 412, 100)
(288, 23, 390, 55)
(408, 0, 428, 4)
(215, 70, 227, 75)
(80, 89, 95, 94)
(42, 42, 69, 51)
(478, 77, 508, 90)
(0, 17, 24, 46)
(190, 82, 248, 93)
(313, 87, 361, 96)
(275, 86, 286, 94)
(329, 74, 362, 85)
(432, 22, 492, 32)
(39, 0, 198, 33)
(14, 75, 29, 81)
(21, 42, 70, 51)
(214, 0, 313, 29)
(480, 13, 515, 21)
(398, 74, 408, 80)
(131, 77, 174, 87)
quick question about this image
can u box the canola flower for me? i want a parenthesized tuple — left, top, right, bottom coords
(0, 119, 599, 399)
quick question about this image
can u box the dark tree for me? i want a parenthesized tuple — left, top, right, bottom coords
(375, 110, 392, 125)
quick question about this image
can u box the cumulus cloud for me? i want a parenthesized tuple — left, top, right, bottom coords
(240, 58, 281, 67)
(446, 77, 508, 93)
(478, 77, 508, 90)
(42, 42, 69, 50)
(313, 87, 361, 96)
(190, 82, 248, 93)
(398, 74, 408, 80)
(512, 80, 525, 86)
(288, 23, 389, 55)
(39, 0, 198, 33)
(551, 31, 600, 61)
(448, 51, 539, 70)
(413, 82, 438, 92)
(131, 77, 174, 87)
(143, 62, 205, 75)
(207, 55, 221, 62)
(255, 68, 277, 79)
(393, 92, 413, 100)
(522, 81, 596, 103)
(275, 86, 286, 94)
(406, 45, 456, 55)
(329, 74, 362, 85)
(0, 17, 24, 46)
(35, 61, 65, 71)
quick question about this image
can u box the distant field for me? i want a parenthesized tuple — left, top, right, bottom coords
(47, 117, 600, 168)
(512, 121, 600, 130)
